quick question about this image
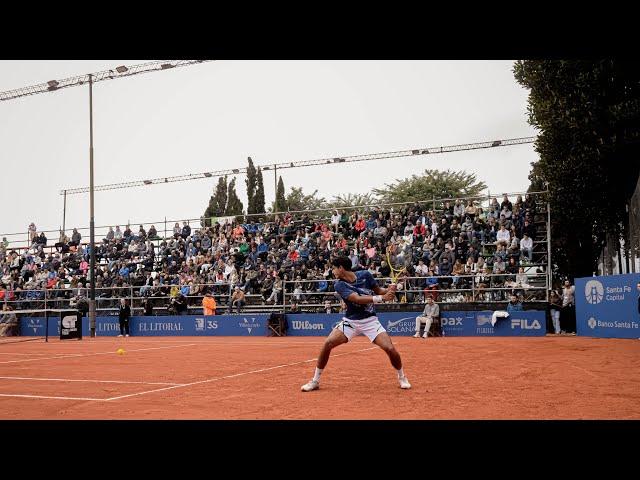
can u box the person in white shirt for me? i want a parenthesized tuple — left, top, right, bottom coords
(330, 210, 340, 233)
(415, 259, 430, 277)
(520, 233, 533, 262)
(496, 225, 510, 246)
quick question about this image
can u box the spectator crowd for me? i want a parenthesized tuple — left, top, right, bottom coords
(0, 194, 546, 315)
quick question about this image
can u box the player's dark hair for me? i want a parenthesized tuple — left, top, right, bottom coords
(332, 256, 352, 271)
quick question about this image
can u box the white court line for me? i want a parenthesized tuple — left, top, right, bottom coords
(0, 393, 105, 401)
(0, 352, 59, 356)
(0, 343, 197, 365)
(571, 365, 602, 379)
(0, 344, 379, 402)
(0, 376, 185, 386)
(104, 346, 379, 401)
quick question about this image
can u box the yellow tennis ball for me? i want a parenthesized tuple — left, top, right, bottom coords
(116, 348, 125, 355)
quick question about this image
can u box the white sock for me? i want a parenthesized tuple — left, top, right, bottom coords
(396, 367, 405, 379)
(312, 367, 323, 382)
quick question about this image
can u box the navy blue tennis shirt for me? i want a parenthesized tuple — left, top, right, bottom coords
(334, 270, 379, 320)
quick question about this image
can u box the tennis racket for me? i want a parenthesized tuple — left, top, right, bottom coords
(386, 250, 407, 285)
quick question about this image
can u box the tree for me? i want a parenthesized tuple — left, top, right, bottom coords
(372, 169, 487, 205)
(514, 60, 640, 280)
(275, 176, 286, 213)
(203, 176, 228, 224)
(225, 177, 244, 216)
(245, 157, 257, 214)
(328, 193, 378, 209)
(284, 187, 327, 213)
(254, 167, 266, 215)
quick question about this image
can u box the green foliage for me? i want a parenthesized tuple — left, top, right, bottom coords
(514, 60, 640, 279)
(254, 167, 266, 215)
(203, 176, 228, 225)
(328, 193, 378, 208)
(245, 157, 257, 215)
(372, 169, 487, 205)
(225, 177, 244, 217)
(275, 176, 286, 212)
(284, 187, 327, 213)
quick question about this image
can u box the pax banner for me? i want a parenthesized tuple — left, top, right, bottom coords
(576, 273, 640, 339)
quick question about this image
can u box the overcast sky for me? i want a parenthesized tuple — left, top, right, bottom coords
(0, 60, 538, 242)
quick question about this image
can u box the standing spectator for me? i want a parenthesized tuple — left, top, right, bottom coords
(173, 223, 181, 239)
(181, 222, 191, 240)
(143, 297, 154, 316)
(202, 291, 217, 315)
(28, 223, 37, 244)
(561, 280, 576, 334)
(414, 296, 439, 338)
(118, 298, 131, 337)
(70, 228, 82, 247)
(453, 200, 465, 219)
(549, 290, 562, 335)
(330, 210, 340, 233)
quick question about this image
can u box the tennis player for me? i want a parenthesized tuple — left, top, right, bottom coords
(301, 256, 411, 391)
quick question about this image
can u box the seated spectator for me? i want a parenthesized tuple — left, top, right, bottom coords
(491, 294, 522, 327)
(520, 233, 533, 262)
(414, 296, 440, 338)
(169, 293, 188, 315)
(496, 225, 510, 246)
(0, 304, 18, 337)
(55, 230, 70, 253)
(229, 287, 246, 313)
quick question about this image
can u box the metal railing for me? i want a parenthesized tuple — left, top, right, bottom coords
(2, 270, 549, 316)
(282, 273, 548, 310)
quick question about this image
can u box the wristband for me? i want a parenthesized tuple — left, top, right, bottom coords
(373, 295, 383, 304)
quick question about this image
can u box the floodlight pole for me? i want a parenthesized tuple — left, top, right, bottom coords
(89, 74, 97, 337)
(273, 165, 277, 212)
(62, 189, 67, 233)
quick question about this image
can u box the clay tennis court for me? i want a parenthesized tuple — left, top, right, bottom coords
(0, 336, 638, 419)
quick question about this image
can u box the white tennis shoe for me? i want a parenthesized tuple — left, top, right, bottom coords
(301, 380, 320, 392)
(399, 377, 412, 389)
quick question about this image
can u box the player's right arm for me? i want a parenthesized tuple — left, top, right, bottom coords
(338, 285, 395, 305)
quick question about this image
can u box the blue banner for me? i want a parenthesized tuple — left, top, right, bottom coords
(285, 311, 546, 337)
(20, 314, 270, 337)
(20, 311, 546, 337)
(576, 273, 640, 339)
